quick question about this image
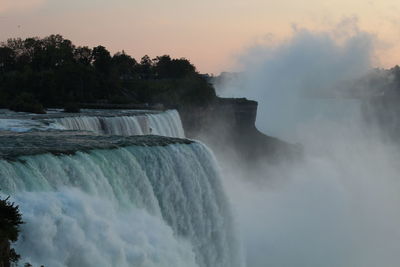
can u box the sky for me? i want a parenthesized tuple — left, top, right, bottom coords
(1, 0, 400, 74)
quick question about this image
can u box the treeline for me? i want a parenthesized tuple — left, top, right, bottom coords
(0, 34, 216, 113)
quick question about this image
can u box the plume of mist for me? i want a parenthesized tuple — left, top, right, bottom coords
(215, 19, 400, 267)
(215, 18, 376, 141)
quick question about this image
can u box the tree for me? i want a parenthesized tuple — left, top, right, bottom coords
(153, 55, 196, 79)
(0, 196, 23, 267)
(74, 46, 92, 65)
(0, 34, 218, 109)
(137, 55, 153, 79)
(40, 34, 75, 69)
(112, 51, 137, 80)
(0, 47, 15, 73)
(92, 45, 112, 74)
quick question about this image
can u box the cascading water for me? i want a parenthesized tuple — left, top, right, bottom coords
(0, 137, 242, 267)
(0, 109, 185, 138)
(53, 110, 185, 137)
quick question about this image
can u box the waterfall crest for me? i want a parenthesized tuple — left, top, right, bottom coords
(53, 110, 185, 137)
(0, 142, 242, 267)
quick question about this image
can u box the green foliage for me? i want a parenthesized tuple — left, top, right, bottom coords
(0, 196, 22, 243)
(9, 92, 46, 114)
(153, 55, 196, 79)
(0, 195, 44, 267)
(0, 195, 23, 266)
(0, 34, 217, 110)
(63, 102, 80, 113)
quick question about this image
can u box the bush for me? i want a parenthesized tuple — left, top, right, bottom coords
(63, 102, 80, 113)
(9, 93, 46, 114)
(0, 195, 23, 267)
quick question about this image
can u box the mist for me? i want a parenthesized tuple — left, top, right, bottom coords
(216, 18, 374, 141)
(215, 20, 400, 267)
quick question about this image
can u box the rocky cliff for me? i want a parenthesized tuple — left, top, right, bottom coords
(180, 97, 301, 165)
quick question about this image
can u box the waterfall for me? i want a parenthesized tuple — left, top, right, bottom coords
(0, 141, 242, 267)
(53, 110, 185, 137)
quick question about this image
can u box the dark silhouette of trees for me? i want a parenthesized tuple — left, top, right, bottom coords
(153, 55, 196, 79)
(74, 46, 92, 65)
(0, 47, 15, 73)
(137, 55, 153, 79)
(112, 51, 137, 80)
(92, 45, 111, 74)
(0, 195, 43, 267)
(0, 196, 23, 267)
(0, 34, 216, 113)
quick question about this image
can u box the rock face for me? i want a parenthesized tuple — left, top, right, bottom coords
(180, 98, 257, 136)
(362, 96, 400, 140)
(180, 97, 301, 165)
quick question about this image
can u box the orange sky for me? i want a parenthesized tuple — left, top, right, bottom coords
(1, 0, 400, 74)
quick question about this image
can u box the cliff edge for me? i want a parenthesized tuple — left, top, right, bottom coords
(179, 97, 301, 165)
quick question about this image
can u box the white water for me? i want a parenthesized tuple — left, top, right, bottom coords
(53, 110, 185, 137)
(0, 109, 185, 138)
(215, 22, 400, 267)
(0, 142, 241, 267)
(220, 114, 400, 267)
(0, 119, 64, 132)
